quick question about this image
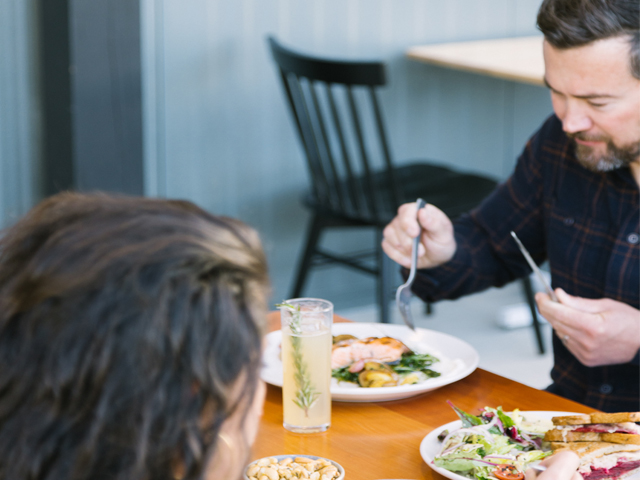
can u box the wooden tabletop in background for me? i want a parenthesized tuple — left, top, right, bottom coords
(256, 311, 591, 480)
(406, 36, 545, 87)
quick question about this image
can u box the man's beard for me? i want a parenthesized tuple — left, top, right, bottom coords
(568, 132, 640, 172)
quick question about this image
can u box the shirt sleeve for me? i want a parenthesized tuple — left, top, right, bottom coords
(632, 350, 640, 366)
(410, 116, 556, 303)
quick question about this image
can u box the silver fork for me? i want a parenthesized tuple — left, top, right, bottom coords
(395, 198, 426, 331)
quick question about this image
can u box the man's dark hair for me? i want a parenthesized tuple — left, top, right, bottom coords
(537, 0, 640, 79)
(0, 192, 269, 480)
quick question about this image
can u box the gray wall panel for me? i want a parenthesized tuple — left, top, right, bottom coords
(141, 0, 553, 311)
(2, 0, 552, 311)
(0, 0, 41, 228)
(69, 0, 144, 194)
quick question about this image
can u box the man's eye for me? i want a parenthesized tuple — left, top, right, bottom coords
(588, 101, 607, 108)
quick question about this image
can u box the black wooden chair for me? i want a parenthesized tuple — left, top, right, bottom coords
(268, 36, 546, 353)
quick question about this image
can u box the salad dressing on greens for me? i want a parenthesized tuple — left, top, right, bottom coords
(434, 403, 553, 480)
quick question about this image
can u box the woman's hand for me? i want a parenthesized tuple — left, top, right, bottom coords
(525, 450, 583, 480)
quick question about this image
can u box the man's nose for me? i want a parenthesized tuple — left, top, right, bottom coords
(561, 101, 593, 134)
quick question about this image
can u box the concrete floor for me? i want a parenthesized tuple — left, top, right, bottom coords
(337, 281, 554, 390)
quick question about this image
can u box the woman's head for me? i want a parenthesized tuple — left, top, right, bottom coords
(0, 192, 270, 480)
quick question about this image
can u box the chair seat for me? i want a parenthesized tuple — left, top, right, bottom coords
(302, 161, 499, 226)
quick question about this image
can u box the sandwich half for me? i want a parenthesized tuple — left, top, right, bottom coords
(546, 413, 640, 480)
(550, 441, 640, 480)
(545, 412, 640, 445)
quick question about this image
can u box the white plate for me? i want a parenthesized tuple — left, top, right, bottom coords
(420, 410, 640, 480)
(261, 322, 479, 402)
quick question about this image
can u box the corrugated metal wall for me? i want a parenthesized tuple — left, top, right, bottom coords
(141, 0, 553, 310)
(1, 0, 553, 311)
(0, 0, 41, 228)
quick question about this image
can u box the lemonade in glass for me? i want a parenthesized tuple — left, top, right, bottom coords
(279, 298, 332, 433)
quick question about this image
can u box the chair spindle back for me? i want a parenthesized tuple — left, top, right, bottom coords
(269, 37, 401, 223)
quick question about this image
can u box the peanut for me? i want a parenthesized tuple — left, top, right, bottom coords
(246, 465, 260, 477)
(318, 466, 337, 476)
(294, 457, 313, 464)
(298, 468, 310, 479)
(262, 467, 279, 480)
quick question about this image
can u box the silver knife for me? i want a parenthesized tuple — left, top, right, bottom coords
(510, 231, 558, 302)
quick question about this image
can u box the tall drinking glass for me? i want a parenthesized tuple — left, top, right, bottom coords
(279, 298, 333, 433)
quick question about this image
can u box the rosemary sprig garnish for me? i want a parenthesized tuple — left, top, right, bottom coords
(277, 301, 320, 417)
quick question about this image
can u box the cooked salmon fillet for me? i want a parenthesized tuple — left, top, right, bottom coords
(331, 336, 411, 369)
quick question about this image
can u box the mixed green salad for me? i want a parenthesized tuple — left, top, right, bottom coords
(433, 402, 552, 480)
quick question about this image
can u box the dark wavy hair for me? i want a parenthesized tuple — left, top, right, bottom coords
(537, 0, 640, 79)
(0, 192, 269, 480)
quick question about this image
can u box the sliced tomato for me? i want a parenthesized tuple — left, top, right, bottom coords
(493, 464, 524, 480)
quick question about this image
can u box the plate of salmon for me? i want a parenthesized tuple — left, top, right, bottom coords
(261, 323, 479, 402)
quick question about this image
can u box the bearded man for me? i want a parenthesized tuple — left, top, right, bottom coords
(382, 0, 640, 412)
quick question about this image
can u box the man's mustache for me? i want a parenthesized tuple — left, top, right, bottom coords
(566, 132, 609, 143)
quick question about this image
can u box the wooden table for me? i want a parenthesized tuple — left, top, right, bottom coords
(406, 36, 545, 87)
(252, 312, 591, 480)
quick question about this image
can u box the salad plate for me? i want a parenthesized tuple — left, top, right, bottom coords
(420, 410, 580, 480)
(261, 322, 479, 402)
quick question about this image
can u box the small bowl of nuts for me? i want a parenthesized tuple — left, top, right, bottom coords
(244, 455, 345, 480)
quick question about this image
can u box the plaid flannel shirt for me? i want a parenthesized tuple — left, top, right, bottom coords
(412, 115, 640, 412)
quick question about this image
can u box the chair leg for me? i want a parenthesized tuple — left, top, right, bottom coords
(290, 214, 324, 299)
(521, 275, 545, 355)
(377, 229, 393, 324)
